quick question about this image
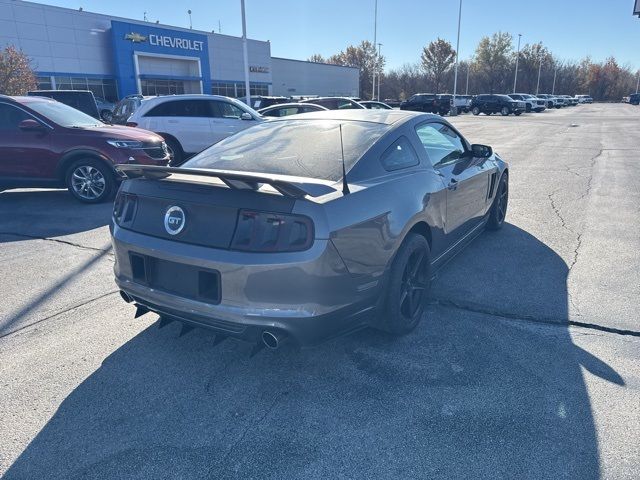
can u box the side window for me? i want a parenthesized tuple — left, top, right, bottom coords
(0, 103, 31, 130)
(212, 101, 245, 119)
(337, 99, 357, 109)
(380, 136, 419, 171)
(415, 123, 467, 168)
(146, 100, 211, 117)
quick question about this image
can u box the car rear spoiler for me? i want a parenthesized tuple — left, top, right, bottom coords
(115, 164, 338, 199)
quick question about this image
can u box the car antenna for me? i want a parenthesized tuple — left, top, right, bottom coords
(339, 124, 350, 195)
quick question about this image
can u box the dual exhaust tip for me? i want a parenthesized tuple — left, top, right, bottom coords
(120, 290, 288, 350)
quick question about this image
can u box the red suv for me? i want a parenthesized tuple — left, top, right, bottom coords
(0, 95, 169, 203)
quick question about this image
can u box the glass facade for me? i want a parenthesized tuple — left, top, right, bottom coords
(50, 76, 118, 102)
(140, 79, 186, 96)
(212, 82, 269, 98)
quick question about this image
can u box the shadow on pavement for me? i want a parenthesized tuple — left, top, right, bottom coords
(0, 189, 111, 241)
(4, 224, 623, 479)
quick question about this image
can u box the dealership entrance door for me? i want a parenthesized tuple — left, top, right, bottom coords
(135, 53, 203, 95)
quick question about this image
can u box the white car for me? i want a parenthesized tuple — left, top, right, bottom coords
(126, 94, 262, 165)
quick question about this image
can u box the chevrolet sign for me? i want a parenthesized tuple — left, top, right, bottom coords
(149, 34, 204, 51)
(124, 32, 147, 43)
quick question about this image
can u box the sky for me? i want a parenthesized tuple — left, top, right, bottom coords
(37, 0, 640, 71)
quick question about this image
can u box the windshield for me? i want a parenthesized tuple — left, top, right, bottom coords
(183, 119, 390, 181)
(26, 101, 102, 127)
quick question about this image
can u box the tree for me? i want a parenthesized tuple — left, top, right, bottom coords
(420, 38, 456, 93)
(317, 41, 385, 99)
(474, 32, 513, 93)
(307, 54, 326, 63)
(0, 45, 36, 95)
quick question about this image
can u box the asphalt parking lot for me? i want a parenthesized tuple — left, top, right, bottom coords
(1, 103, 639, 479)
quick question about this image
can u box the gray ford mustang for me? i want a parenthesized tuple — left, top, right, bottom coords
(111, 109, 508, 350)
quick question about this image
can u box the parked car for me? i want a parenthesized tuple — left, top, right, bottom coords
(359, 100, 393, 110)
(95, 96, 116, 122)
(258, 102, 328, 117)
(383, 99, 402, 108)
(575, 95, 593, 104)
(451, 94, 472, 113)
(0, 95, 169, 203)
(559, 95, 578, 106)
(111, 94, 152, 125)
(246, 96, 289, 110)
(553, 96, 567, 108)
(470, 94, 525, 116)
(301, 97, 365, 110)
(509, 94, 546, 112)
(112, 109, 509, 348)
(400, 94, 450, 116)
(629, 93, 640, 105)
(536, 94, 558, 108)
(27, 89, 101, 119)
(126, 94, 263, 166)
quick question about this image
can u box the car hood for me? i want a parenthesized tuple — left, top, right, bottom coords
(70, 124, 164, 142)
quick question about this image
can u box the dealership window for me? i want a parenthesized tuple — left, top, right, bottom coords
(212, 82, 269, 98)
(52, 76, 118, 102)
(141, 79, 186, 96)
(36, 76, 52, 90)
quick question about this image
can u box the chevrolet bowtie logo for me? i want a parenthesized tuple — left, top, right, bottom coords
(124, 32, 147, 43)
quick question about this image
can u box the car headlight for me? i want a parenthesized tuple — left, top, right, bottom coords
(107, 139, 144, 149)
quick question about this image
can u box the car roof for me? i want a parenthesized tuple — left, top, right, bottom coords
(259, 102, 328, 111)
(269, 109, 436, 125)
(140, 94, 241, 104)
(7, 95, 58, 105)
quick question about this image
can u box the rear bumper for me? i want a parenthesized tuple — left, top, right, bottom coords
(111, 225, 378, 346)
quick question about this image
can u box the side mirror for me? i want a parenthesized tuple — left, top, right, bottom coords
(471, 144, 493, 158)
(240, 112, 253, 121)
(19, 119, 46, 131)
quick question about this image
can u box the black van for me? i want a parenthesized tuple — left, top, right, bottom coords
(629, 93, 640, 105)
(27, 90, 101, 119)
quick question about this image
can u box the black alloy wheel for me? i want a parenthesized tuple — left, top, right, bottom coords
(379, 233, 431, 335)
(487, 173, 509, 230)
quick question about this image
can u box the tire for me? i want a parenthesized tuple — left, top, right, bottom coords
(514, 111, 522, 116)
(487, 173, 509, 230)
(472, 106, 480, 115)
(65, 158, 115, 203)
(165, 137, 185, 166)
(525, 104, 532, 113)
(378, 233, 431, 335)
(501, 106, 510, 116)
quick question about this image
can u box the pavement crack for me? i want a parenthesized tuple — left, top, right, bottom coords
(0, 290, 120, 339)
(432, 297, 640, 338)
(0, 231, 112, 255)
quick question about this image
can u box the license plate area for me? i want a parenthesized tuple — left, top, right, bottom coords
(129, 253, 221, 304)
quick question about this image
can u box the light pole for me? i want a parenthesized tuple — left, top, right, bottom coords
(377, 43, 382, 101)
(188, 9, 192, 29)
(552, 65, 558, 95)
(636, 70, 639, 94)
(372, 0, 378, 100)
(512, 33, 522, 93)
(536, 54, 543, 95)
(465, 59, 471, 95)
(452, 0, 463, 113)
(240, 0, 250, 105)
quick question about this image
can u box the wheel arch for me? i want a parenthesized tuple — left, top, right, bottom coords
(56, 149, 115, 181)
(157, 132, 183, 151)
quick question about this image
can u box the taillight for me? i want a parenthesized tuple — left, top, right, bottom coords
(113, 192, 138, 226)
(230, 210, 314, 252)
(126, 122, 138, 127)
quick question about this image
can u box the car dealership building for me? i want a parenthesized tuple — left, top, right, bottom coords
(0, 0, 360, 102)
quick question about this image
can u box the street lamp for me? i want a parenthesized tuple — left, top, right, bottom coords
(188, 9, 192, 29)
(536, 53, 543, 95)
(552, 64, 558, 95)
(636, 70, 640, 94)
(377, 43, 382, 101)
(372, 0, 378, 100)
(512, 33, 522, 93)
(452, 0, 463, 113)
(240, 0, 250, 105)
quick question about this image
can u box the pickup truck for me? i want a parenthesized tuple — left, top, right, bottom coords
(400, 93, 451, 116)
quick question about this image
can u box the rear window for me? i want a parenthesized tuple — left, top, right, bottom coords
(380, 136, 419, 171)
(183, 119, 390, 182)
